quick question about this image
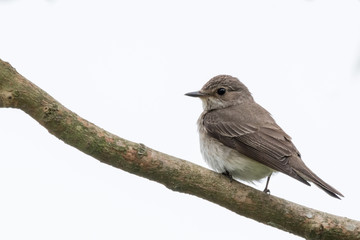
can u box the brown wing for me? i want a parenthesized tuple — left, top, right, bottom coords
(203, 103, 344, 198)
(203, 104, 310, 186)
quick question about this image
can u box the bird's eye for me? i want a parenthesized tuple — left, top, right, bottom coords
(217, 88, 226, 95)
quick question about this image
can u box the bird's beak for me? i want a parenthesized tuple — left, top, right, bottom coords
(185, 91, 207, 98)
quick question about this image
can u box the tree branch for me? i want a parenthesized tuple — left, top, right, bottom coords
(0, 59, 359, 240)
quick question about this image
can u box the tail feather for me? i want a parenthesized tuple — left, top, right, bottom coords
(313, 182, 342, 199)
(293, 166, 344, 199)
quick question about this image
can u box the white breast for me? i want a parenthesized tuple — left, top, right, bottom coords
(198, 118, 273, 183)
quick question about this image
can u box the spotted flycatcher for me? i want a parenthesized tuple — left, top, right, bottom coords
(185, 75, 343, 199)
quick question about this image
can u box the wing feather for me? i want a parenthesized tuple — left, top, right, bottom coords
(203, 105, 306, 183)
(198, 89, 343, 198)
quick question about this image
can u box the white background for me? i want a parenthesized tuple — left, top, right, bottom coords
(1, 1, 360, 239)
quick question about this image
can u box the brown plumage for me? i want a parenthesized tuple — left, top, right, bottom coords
(186, 75, 343, 199)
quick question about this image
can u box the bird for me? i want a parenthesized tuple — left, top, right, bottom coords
(185, 75, 343, 199)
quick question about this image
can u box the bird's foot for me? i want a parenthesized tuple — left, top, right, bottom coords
(263, 173, 272, 195)
(222, 170, 234, 182)
(263, 188, 271, 195)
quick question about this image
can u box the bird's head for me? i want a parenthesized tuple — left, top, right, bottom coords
(185, 75, 253, 111)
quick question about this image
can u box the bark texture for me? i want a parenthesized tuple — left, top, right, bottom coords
(1, 59, 359, 240)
